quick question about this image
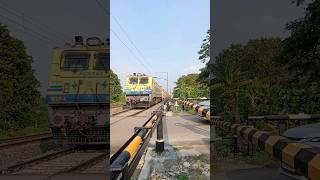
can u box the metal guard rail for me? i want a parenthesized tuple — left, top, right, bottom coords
(110, 100, 167, 180)
(179, 100, 211, 121)
(213, 120, 320, 180)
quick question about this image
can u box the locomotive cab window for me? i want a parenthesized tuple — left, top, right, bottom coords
(129, 78, 138, 84)
(139, 77, 148, 84)
(62, 53, 90, 70)
(96, 53, 109, 70)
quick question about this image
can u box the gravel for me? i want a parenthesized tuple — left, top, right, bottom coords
(150, 148, 210, 180)
(0, 139, 60, 170)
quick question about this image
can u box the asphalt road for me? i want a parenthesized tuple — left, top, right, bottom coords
(212, 166, 295, 180)
(163, 111, 210, 147)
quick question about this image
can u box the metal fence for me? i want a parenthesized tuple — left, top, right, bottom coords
(110, 100, 167, 180)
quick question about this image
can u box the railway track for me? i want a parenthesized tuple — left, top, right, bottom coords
(110, 109, 149, 126)
(1, 147, 107, 178)
(111, 103, 162, 126)
(111, 106, 132, 116)
(0, 132, 52, 149)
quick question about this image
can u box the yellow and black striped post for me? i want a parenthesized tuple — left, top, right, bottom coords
(213, 121, 320, 180)
(179, 100, 211, 122)
(110, 114, 158, 179)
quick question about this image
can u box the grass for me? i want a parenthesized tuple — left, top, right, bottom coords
(111, 102, 125, 107)
(0, 102, 50, 140)
(0, 126, 50, 140)
(175, 173, 189, 180)
(239, 150, 274, 166)
(185, 154, 209, 164)
(173, 146, 194, 151)
(175, 170, 207, 180)
(187, 109, 197, 115)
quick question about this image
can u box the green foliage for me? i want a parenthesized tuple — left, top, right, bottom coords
(279, 0, 320, 113)
(187, 109, 197, 115)
(175, 173, 189, 180)
(198, 30, 211, 85)
(173, 73, 209, 99)
(198, 30, 210, 64)
(0, 97, 50, 139)
(208, 38, 290, 121)
(239, 150, 275, 166)
(0, 24, 43, 132)
(110, 70, 125, 103)
(204, 0, 320, 121)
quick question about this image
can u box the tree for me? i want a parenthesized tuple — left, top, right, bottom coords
(207, 38, 288, 121)
(173, 74, 209, 99)
(198, 30, 210, 63)
(0, 24, 40, 129)
(110, 70, 124, 103)
(279, 0, 320, 113)
(198, 30, 211, 85)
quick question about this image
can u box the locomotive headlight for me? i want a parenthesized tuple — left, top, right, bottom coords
(145, 89, 152, 93)
(86, 37, 102, 46)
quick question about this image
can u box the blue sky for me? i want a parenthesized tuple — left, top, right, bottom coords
(110, 0, 209, 93)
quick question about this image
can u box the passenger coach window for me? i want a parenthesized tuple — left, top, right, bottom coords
(140, 78, 148, 84)
(63, 53, 89, 70)
(129, 78, 138, 84)
(96, 53, 109, 70)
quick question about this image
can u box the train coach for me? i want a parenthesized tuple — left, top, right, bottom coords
(124, 73, 167, 108)
(46, 36, 109, 145)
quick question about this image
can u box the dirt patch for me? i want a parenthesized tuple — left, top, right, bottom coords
(149, 146, 209, 180)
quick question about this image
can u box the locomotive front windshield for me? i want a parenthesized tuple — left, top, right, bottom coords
(63, 53, 90, 70)
(96, 53, 109, 70)
(129, 77, 138, 84)
(139, 77, 149, 84)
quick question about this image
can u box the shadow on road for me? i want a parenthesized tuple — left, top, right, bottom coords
(180, 115, 210, 125)
(224, 167, 294, 180)
(174, 122, 209, 137)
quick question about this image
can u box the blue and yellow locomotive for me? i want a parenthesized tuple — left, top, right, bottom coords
(124, 73, 167, 108)
(46, 36, 109, 145)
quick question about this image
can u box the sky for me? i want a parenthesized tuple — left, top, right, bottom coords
(212, 0, 307, 56)
(110, 0, 210, 93)
(0, 0, 107, 95)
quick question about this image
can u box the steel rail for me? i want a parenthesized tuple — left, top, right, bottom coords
(0, 147, 75, 174)
(45, 150, 108, 179)
(0, 132, 52, 149)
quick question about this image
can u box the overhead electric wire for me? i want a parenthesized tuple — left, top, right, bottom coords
(110, 14, 155, 74)
(0, 13, 60, 46)
(95, 0, 155, 75)
(0, 2, 68, 43)
(95, 0, 108, 13)
(111, 29, 153, 75)
(0, 20, 56, 48)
